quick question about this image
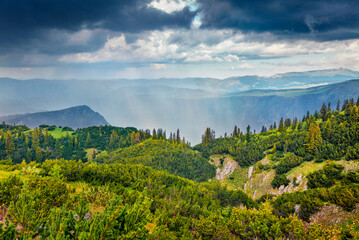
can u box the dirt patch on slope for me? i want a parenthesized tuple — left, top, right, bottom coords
(209, 155, 239, 180)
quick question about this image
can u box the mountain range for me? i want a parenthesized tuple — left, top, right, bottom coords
(1, 68, 359, 143)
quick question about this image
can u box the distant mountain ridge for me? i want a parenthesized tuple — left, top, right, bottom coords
(0, 105, 109, 129)
(1, 69, 359, 143)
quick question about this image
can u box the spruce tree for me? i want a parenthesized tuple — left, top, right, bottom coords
(284, 118, 291, 128)
(336, 100, 341, 111)
(246, 125, 251, 142)
(5, 131, 15, 153)
(44, 128, 50, 145)
(320, 103, 327, 121)
(278, 118, 284, 132)
(292, 117, 298, 131)
(35, 146, 43, 163)
(152, 129, 157, 140)
(176, 129, 181, 144)
(109, 130, 119, 149)
(31, 129, 39, 149)
(233, 125, 238, 137)
(305, 122, 322, 153)
(202, 128, 212, 144)
(26, 148, 32, 163)
(85, 133, 92, 148)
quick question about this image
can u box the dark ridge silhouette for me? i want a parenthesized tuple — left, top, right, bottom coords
(0, 105, 109, 129)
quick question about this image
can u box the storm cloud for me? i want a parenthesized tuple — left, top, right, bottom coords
(0, 0, 196, 54)
(1, 0, 359, 78)
(197, 0, 359, 40)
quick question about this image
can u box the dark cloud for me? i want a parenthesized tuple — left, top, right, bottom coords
(197, 0, 359, 40)
(0, 0, 196, 32)
(0, 0, 196, 55)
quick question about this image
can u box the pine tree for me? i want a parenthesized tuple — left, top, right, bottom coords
(44, 128, 50, 145)
(54, 139, 61, 157)
(284, 118, 291, 128)
(202, 128, 213, 144)
(349, 98, 355, 107)
(246, 125, 251, 142)
(25, 134, 29, 148)
(278, 118, 284, 132)
(342, 99, 349, 111)
(85, 133, 92, 148)
(131, 131, 137, 145)
(45, 147, 51, 160)
(320, 103, 327, 121)
(350, 105, 359, 122)
(323, 119, 332, 140)
(176, 129, 181, 144)
(109, 130, 119, 149)
(261, 126, 266, 133)
(35, 146, 43, 163)
(157, 129, 163, 139)
(233, 125, 238, 137)
(74, 137, 78, 149)
(5, 131, 15, 153)
(31, 129, 39, 149)
(292, 117, 298, 131)
(152, 129, 157, 140)
(38, 127, 44, 143)
(305, 122, 322, 153)
(26, 148, 32, 163)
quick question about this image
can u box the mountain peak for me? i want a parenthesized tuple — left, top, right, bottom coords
(0, 105, 109, 129)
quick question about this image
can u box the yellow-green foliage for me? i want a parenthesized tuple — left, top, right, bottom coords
(229, 202, 305, 239)
(1, 160, 358, 239)
(97, 139, 216, 182)
(47, 127, 71, 138)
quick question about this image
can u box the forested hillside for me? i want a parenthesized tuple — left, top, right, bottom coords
(0, 97, 359, 239)
(0, 124, 143, 163)
(2, 77, 359, 144)
(97, 139, 216, 182)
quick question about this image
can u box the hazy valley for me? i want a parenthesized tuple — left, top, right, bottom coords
(1, 69, 359, 144)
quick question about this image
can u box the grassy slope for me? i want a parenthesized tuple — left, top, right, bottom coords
(47, 128, 73, 138)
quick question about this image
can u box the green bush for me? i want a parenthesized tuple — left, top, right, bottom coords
(307, 163, 344, 189)
(271, 174, 290, 189)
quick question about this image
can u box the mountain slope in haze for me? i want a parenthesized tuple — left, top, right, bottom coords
(1, 70, 359, 144)
(0, 105, 109, 129)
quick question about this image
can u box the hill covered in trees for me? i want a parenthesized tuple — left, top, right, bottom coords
(1, 97, 359, 238)
(97, 139, 216, 182)
(0, 124, 143, 163)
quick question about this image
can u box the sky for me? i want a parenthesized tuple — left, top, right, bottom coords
(1, 0, 359, 80)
